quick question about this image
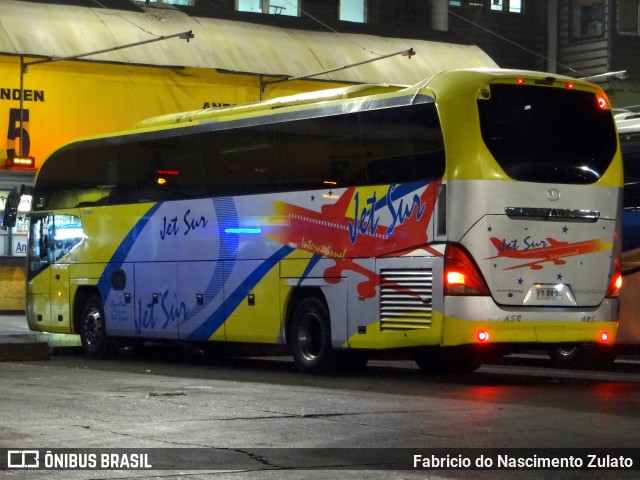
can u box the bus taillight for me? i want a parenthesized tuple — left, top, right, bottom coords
(444, 244, 490, 296)
(599, 331, 610, 343)
(597, 95, 609, 110)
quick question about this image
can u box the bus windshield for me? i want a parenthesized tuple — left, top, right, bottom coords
(478, 84, 617, 184)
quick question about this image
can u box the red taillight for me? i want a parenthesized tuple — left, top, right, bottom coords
(605, 260, 622, 297)
(599, 331, 610, 343)
(566, 82, 575, 89)
(444, 244, 490, 296)
(516, 77, 525, 85)
(597, 95, 609, 110)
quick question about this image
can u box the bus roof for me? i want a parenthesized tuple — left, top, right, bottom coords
(134, 68, 606, 130)
(134, 83, 409, 129)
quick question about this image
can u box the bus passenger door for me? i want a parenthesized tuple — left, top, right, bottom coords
(134, 263, 179, 340)
(26, 270, 52, 332)
(49, 264, 71, 334)
(176, 262, 226, 342)
(27, 212, 77, 334)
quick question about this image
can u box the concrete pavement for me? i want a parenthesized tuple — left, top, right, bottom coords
(0, 314, 80, 361)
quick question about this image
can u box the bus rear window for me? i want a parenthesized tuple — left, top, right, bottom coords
(478, 84, 617, 184)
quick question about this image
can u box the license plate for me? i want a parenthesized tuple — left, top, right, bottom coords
(536, 286, 564, 300)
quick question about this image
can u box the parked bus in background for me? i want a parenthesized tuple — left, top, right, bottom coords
(549, 110, 640, 368)
(616, 111, 640, 349)
(4, 68, 623, 374)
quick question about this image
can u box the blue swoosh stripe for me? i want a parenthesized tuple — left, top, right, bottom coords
(186, 197, 239, 323)
(97, 203, 162, 299)
(297, 254, 322, 286)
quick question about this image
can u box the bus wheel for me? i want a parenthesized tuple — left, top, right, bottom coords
(79, 295, 112, 358)
(549, 344, 617, 369)
(549, 346, 583, 368)
(290, 297, 335, 374)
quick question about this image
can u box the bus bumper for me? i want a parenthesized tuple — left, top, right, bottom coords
(442, 296, 619, 346)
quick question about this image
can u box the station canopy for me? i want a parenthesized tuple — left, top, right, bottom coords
(0, 0, 497, 85)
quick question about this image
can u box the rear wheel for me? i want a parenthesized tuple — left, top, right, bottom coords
(79, 294, 112, 358)
(549, 344, 617, 369)
(290, 297, 335, 374)
(549, 346, 583, 368)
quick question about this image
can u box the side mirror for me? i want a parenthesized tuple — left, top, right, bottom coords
(2, 185, 26, 229)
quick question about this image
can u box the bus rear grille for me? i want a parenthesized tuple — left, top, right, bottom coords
(379, 269, 433, 332)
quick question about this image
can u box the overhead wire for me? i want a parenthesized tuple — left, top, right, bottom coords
(277, 0, 391, 57)
(420, 0, 586, 76)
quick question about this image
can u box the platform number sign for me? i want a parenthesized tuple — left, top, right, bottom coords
(6, 108, 31, 160)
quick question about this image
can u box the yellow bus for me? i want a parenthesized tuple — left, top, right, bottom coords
(5, 68, 623, 373)
(615, 112, 640, 349)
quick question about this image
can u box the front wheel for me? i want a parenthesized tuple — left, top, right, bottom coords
(79, 294, 112, 358)
(289, 297, 335, 374)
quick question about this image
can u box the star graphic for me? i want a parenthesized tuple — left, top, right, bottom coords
(487, 226, 493, 232)
(562, 225, 569, 234)
(557, 273, 563, 281)
(517, 278, 523, 285)
(310, 194, 315, 202)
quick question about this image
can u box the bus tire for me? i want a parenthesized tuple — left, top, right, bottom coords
(548, 346, 584, 368)
(79, 294, 112, 358)
(549, 344, 617, 369)
(290, 297, 335, 374)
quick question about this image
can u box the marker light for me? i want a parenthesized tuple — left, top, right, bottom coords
(606, 260, 622, 297)
(224, 228, 262, 234)
(444, 244, 490, 296)
(599, 331, 610, 343)
(566, 82, 574, 89)
(516, 78, 525, 85)
(477, 330, 490, 342)
(596, 95, 609, 110)
(6, 156, 35, 168)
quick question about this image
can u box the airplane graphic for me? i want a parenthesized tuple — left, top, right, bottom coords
(486, 237, 612, 271)
(266, 182, 441, 299)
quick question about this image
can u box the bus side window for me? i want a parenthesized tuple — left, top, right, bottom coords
(201, 126, 279, 196)
(273, 114, 364, 191)
(137, 135, 205, 201)
(358, 103, 445, 185)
